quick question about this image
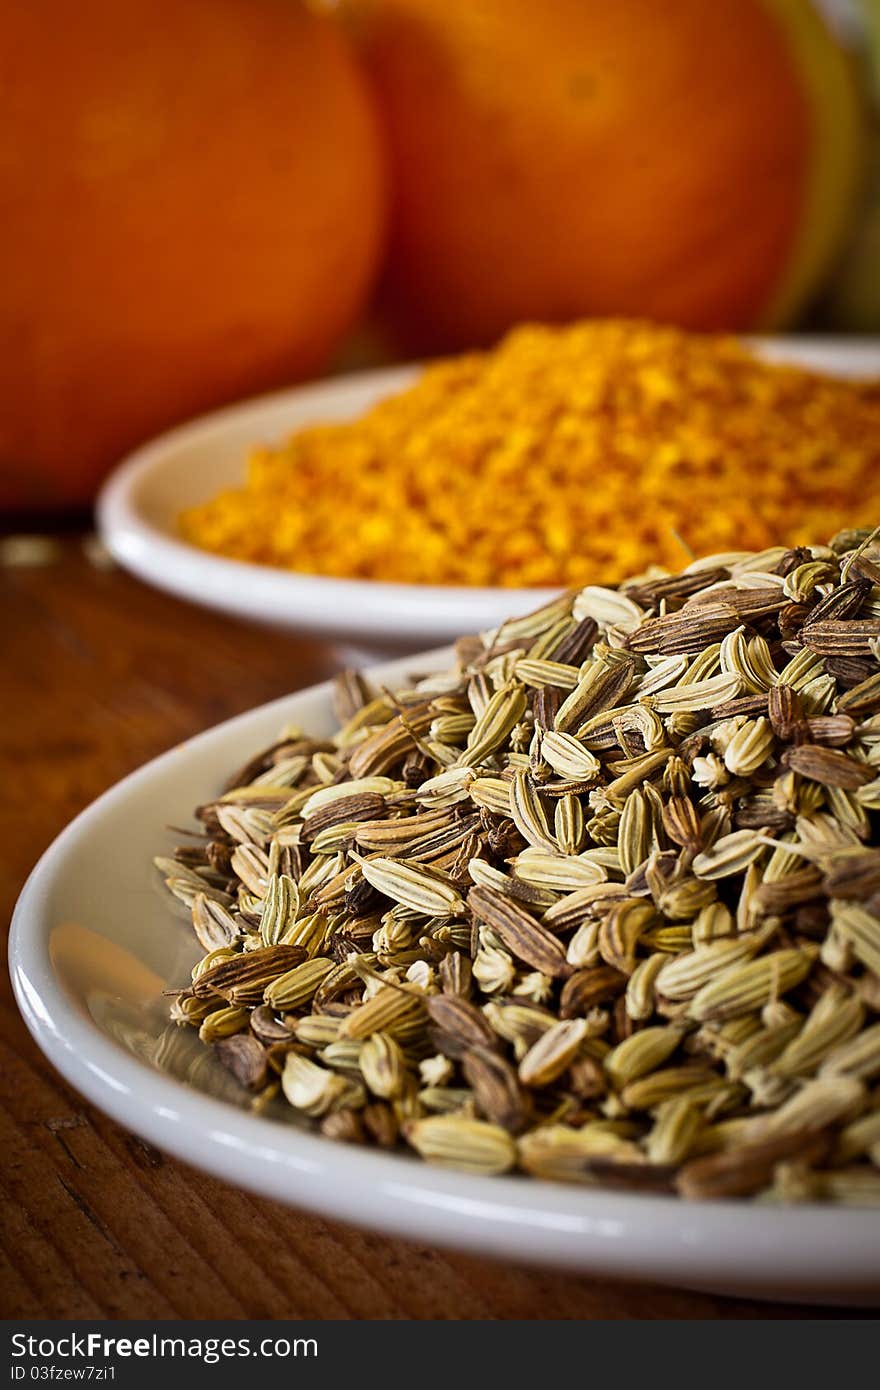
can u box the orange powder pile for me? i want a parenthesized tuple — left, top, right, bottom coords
(179, 321, 880, 587)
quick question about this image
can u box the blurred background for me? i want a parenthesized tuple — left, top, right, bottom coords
(1, 0, 879, 519)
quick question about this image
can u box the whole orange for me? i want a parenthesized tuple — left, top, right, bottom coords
(0, 0, 386, 507)
(343, 0, 862, 350)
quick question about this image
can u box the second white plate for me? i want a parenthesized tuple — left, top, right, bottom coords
(96, 364, 555, 650)
(96, 338, 880, 651)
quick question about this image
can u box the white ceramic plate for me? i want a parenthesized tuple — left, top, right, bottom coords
(96, 364, 552, 651)
(10, 648, 880, 1305)
(97, 338, 880, 653)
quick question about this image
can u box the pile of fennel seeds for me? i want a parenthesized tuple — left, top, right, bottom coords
(160, 528, 880, 1203)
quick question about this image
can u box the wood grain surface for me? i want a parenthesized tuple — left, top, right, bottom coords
(0, 539, 865, 1320)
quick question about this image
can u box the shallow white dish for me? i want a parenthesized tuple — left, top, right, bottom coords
(97, 338, 880, 652)
(97, 364, 551, 651)
(10, 648, 880, 1305)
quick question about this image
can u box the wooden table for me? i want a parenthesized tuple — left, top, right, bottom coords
(0, 537, 863, 1320)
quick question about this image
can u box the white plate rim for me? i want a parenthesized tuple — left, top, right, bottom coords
(95, 363, 555, 643)
(9, 647, 880, 1304)
(96, 337, 880, 647)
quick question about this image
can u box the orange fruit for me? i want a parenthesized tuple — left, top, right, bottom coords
(0, 0, 387, 508)
(343, 0, 863, 350)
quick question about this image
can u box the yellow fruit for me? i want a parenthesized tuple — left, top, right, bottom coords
(345, 0, 863, 350)
(0, 0, 387, 507)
